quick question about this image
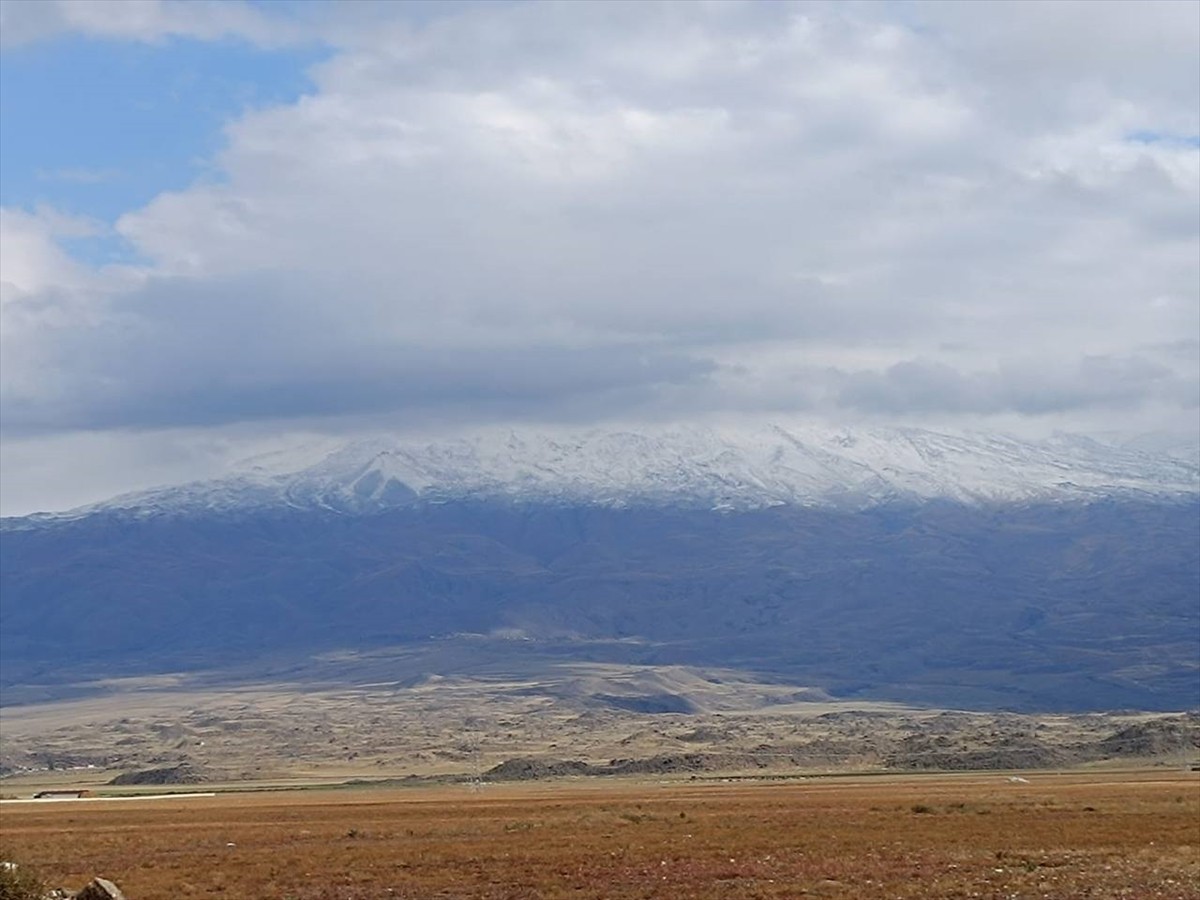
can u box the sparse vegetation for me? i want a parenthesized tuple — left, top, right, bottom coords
(1, 773, 1196, 898)
(4, 679, 1197, 785)
(0, 856, 45, 900)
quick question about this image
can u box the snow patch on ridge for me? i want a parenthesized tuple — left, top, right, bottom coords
(8, 423, 1198, 523)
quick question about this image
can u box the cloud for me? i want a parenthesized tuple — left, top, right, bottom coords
(833, 356, 1198, 417)
(4, 269, 714, 432)
(0, 0, 305, 48)
(1, 0, 1197, 449)
(0, 207, 97, 296)
(911, 0, 1200, 112)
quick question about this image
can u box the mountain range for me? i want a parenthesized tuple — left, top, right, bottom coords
(2, 423, 1197, 712)
(15, 423, 1199, 522)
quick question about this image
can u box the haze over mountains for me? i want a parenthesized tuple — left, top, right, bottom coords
(2, 424, 1197, 713)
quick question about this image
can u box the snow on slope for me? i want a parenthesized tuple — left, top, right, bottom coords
(10, 423, 1199, 523)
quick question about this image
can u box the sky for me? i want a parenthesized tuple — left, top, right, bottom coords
(1, 0, 1198, 515)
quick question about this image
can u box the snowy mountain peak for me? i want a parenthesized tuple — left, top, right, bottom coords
(10, 423, 1199, 524)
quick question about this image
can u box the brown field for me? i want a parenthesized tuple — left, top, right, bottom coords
(2, 771, 1198, 899)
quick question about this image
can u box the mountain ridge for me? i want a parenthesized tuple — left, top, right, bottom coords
(7, 423, 1197, 527)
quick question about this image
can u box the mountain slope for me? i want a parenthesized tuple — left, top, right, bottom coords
(3, 497, 1197, 711)
(2, 424, 1196, 712)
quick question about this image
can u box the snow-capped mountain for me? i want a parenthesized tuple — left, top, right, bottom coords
(13, 423, 1198, 523)
(5, 423, 1197, 712)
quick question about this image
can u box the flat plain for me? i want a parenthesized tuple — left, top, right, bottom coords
(2, 771, 1198, 899)
(3, 662, 1198, 898)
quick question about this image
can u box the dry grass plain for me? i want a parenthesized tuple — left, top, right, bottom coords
(2, 771, 1198, 899)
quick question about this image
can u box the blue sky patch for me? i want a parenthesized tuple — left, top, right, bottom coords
(1124, 130, 1200, 148)
(0, 35, 327, 228)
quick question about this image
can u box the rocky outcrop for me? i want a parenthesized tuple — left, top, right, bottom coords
(484, 757, 593, 780)
(885, 731, 1069, 771)
(0, 863, 126, 900)
(1093, 715, 1200, 758)
(108, 763, 203, 786)
(485, 751, 806, 781)
(72, 879, 126, 900)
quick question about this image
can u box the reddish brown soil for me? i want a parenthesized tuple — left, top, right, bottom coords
(2, 772, 1198, 899)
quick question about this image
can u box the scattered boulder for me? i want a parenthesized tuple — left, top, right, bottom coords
(74, 878, 126, 900)
(0, 866, 126, 900)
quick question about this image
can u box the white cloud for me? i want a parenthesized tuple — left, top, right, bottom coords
(0, 207, 93, 297)
(1, 0, 1197, 512)
(0, 0, 307, 47)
